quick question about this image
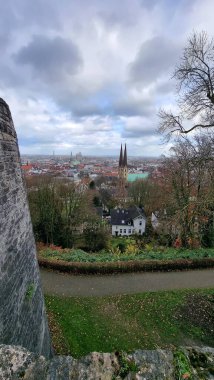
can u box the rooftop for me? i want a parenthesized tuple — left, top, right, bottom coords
(127, 173, 149, 182)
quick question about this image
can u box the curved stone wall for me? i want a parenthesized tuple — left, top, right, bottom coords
(0, 98, 52, 358)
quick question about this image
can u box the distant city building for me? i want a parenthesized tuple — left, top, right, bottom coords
(70, 151, 73, 163)
(127, 173, 149, 182)
(76, 152, 82, 161)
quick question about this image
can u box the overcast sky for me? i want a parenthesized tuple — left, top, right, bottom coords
(0, 0, 214, 156)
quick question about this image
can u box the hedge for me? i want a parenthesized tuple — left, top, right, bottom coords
(38, 257, 214, 275)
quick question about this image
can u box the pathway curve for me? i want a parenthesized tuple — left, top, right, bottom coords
(40, 268, 214, 297)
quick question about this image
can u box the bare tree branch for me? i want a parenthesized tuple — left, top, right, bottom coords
(158, 31, 214, 138)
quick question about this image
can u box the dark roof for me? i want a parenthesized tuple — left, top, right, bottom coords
(110, 206, 145, 226)
(119, 144, 123, 167)
(118, 144, 128, 167)
(123, 144, 127, 166)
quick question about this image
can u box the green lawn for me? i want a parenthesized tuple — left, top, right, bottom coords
(45, 289, 214, 358)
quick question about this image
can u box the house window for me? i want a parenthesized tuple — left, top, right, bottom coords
(139, 229, 141, 233)
(128, 229, 131, 234)
(124, 229, 126, 233)
(122, 220, 125, 224)
(139, 221, 142, 225)
(120, 229, 122, 233)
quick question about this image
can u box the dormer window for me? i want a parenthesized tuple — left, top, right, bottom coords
(139, 221, 142, 225)
(122, 220, 125, 224)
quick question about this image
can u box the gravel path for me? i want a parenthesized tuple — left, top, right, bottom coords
(40, 268, 214, 297)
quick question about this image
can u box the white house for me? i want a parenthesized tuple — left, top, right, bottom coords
(110, 206, 146, 236)
(151, 211, 159, 230)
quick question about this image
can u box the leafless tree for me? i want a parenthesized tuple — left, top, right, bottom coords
(162, 132, 214, 246)
(159, 31, 214, 139)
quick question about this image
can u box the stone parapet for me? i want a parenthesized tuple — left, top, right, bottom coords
(0, 98, 52, 358)
(0, 345, 214, 380)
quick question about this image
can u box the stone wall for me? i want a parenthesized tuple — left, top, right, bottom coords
(0, 345, 214, 379)
(0, 98, 52, 358)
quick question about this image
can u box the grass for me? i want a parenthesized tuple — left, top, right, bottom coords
(45, 288, 214, 358)
(174, 349, 192, 380)
(39, 246, 214, 263)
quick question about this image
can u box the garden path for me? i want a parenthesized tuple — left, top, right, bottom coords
(40, 268, 214, 297)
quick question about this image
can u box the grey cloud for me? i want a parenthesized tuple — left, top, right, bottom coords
(19, 136, 56, 146)
(0, 0, 61, 35)
(156, 79, 175, 95)
(122, 126, 157, 138)
(71, 103, 109, 118)
(121, 113, 158, 139)
(129, 36, 181, 85)
(14, 35, 83, 82)
(113, 97, 155, 117)
(53, 83, 156, 119)
(97, 1, 139, 29)
(139, 0, 159, 10)
(0, 32, 11, 52)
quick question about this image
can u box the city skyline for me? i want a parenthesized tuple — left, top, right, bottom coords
(0, 0, 214, 156)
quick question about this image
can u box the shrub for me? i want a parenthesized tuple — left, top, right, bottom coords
(82, 222, 110, 252)
(144, 243, 154, 252)
(117, 241, 127, 253)
(110, 246, 122, 257)
(39, 257, 214, 274)
(125, 243, 139, 256)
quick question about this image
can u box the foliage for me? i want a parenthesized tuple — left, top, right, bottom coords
(174, 350, 192, 380)
(142, 217, 155, 243)
(27, 176, 103, 248)
(89, 180, 95, 190)
(39, 256, 214, 275)
(25, 283, 35, 301)
(82, 219, 110, 252)
(110, 246, 123, 257)
(160, 133, 214, 247)
(38, 245, 214, 263)
(93, 195, 102, 207)
(45, 289, 214, 358)
(125, 243, 139, 255)
(99, 188, 117, 211)
(201, 212, 214, 248)
(116, 352, 139, 378)
(116, 241, 126, 253)
(28, 181, 63, 245)
(128, 179, 165, 215)
(188, 348, 214, 378)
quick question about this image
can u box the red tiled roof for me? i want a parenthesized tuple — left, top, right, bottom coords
(21, 164, 33, 171)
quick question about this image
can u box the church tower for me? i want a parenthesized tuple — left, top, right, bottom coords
(118, 144, 128, 199)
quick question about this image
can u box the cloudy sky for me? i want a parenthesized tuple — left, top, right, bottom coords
(0, 0, 214, 156)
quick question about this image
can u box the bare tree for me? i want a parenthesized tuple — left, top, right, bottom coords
(159, 31, 214, 139)
(128, 179, 166, 215)
(162, 132, 214, 246)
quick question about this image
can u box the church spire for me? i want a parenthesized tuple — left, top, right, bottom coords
(119, 144, 123, 167)
(123, 144, 127, 166)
